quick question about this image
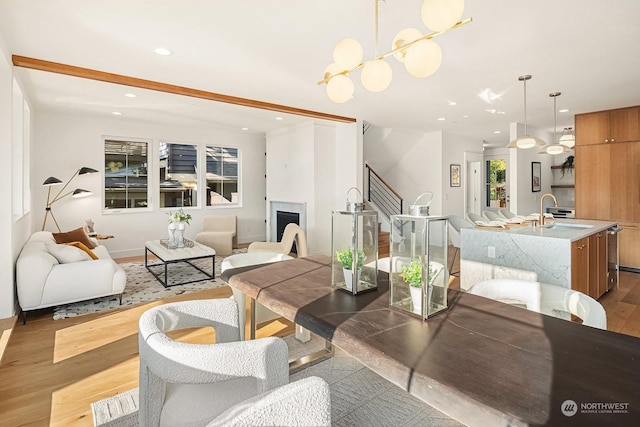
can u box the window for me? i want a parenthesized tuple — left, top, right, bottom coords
(206, 146, 239, 206)
(486, 159, 506, 208)
(159, 142, 198, 208)
(104, 139, 149, 210)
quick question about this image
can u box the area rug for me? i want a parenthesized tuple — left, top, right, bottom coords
(53, 248, 247, 320)
(91, 335, 461, 427)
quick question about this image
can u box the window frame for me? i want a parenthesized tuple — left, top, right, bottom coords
(205, 144, 241, 208)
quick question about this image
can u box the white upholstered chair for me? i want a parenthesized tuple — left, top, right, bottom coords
(483, 210, 506, 221)
(467, 279, 607, 329)
(499, 208, 517, 219)
(248, 223, 308, 257)
(138, 299, 331, 426)
(195, 215, 237, 256)
(467, 212, 484, 224)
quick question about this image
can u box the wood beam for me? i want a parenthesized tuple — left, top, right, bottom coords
(12, 55, 357, 124)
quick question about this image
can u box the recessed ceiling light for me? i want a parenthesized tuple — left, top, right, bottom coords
(112, 112, 122, 115)
(447, 100, 457, 106)
(437, 117, 446, 121)
(275, 117, 284, 121)
(125, 93, 137, 98)
(478, 88, 504, 104)
(463, 115, 469, 118)
(154, 47, 172, 56)
(493, 130, 501, 134)
(559, 108, 570, 113)
(242, 127, 249, 131)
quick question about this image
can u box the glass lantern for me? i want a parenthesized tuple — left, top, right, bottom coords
(331, 187, 378, 295)
(389, 211, 449, 319)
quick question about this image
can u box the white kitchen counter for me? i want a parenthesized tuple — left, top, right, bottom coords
(460, 218, 617, 291)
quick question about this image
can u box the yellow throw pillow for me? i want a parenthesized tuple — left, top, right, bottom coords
(64, 241, 99, 260)
(53, 227, 97, 249)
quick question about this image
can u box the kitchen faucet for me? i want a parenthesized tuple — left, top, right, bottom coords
(539, 193, 558, 225)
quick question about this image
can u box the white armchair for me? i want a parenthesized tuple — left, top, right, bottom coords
(195, 215, 236, 256)
(248, 223, 308, 257)
(138, 299, 330, 426)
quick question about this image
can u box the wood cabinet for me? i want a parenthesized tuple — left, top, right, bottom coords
(575, 145, 611, 220)
(619, 222, 640, 269)
(575, 106, 639, 146)
(572, 232, 608, 299)
(588, 231, 607, 299)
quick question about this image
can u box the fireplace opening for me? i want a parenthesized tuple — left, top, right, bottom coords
(276, 210, 300, 254)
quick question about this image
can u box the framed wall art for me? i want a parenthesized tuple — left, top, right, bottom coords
(531, 161, 541, 192)
(450, 164, 461, 187)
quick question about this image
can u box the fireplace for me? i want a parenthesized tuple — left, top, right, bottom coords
(269, 201, 307, 244)
(276, 211, 300, 253)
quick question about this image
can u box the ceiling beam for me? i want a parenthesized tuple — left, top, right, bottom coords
(12, 55, 357, 124)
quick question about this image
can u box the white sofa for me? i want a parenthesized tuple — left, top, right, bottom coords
(16, 231, 126, 323)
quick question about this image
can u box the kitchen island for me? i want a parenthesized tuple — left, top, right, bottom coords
(460, 218, 617, 295)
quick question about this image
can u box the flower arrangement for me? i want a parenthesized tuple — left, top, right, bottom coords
(400, 258, 434, 288)
(336, 248, 365, 270)
(167, 208, 192, 225)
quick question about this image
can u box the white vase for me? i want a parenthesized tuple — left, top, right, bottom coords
(167, 222, 177, 248)
(410, 285, 423, 314)
(343, 268, 360, 292)
(175, 222, 186, 247)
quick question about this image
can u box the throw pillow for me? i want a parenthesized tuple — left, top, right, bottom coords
(47, 243, 92, 263)
(64, 241, 99, 260)
(52, 227, 97, 249)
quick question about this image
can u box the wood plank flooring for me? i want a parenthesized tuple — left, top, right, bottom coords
(0, 254, 638, 426)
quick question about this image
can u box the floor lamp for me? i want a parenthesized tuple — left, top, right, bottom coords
(42, 167, 98, 232)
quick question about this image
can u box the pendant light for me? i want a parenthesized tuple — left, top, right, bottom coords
(539, 92, 572, 154)
(507, 75, 546, 149)
(559, 127, 576, 148)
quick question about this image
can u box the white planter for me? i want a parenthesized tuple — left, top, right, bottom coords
(176, 222, 186, 247)
(343, 268, 360, 292)
(410, 285, 422, 314)
(167, 222, 177, 248)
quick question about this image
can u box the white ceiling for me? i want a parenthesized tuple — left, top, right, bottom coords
(1, 0, 639, 146)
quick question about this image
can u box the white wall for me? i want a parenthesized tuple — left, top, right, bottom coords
(33, 111, 267, 258)
(441, 133, 484, 217)
(0, 38, 33, 319)
(507, 122, 554, 215)
(364, 126, 484, 218)
(266, 121, 359, 255)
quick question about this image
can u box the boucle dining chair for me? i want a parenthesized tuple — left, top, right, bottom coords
(138, 299, 331, 426)
(467, 279, 607, 329)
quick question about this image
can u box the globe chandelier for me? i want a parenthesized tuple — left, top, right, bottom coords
(319, 0, 472, 103)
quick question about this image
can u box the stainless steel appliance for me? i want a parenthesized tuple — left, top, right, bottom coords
(607, 225, 621, 291)
(546, 206, 575, 218)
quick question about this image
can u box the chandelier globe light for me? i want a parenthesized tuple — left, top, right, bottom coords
(326, 74, 355, 103)
(421, 0, 466, 32)
(320, 0, 471, 102)
(404, 39, 443, 78)
(507, 75, 547, 149)
(361, 59, 393, 92)
(559, 127, 576, 148)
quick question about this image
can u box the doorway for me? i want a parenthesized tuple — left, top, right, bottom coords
(485, 157, 509, 210)
(464, 152, 483, 218)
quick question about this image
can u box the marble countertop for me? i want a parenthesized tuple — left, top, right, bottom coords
(470, 218, 617, 242)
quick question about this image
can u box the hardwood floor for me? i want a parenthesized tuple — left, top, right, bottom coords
(0, 254, 638, 426)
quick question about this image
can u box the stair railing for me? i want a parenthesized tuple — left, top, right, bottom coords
(365, 164, 403, 222)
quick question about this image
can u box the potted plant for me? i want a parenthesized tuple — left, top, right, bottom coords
(336, 248, 365, 291)
(167, 208, 192, 248)
(560, 155, 574, 178)
(400, 258, 434, 314)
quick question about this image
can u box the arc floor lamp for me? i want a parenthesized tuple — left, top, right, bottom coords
(42, 166, 98, 232)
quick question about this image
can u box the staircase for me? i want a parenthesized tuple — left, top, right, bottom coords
(378, 223, 390, 258)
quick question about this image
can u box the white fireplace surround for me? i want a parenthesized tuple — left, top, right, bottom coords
(269, 201, 307, 242)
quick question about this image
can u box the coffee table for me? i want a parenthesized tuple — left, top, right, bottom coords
(144, 239, 216, 287)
